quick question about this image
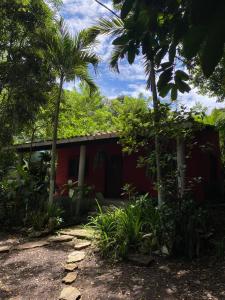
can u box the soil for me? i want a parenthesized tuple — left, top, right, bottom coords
(1, 233, 225, 300)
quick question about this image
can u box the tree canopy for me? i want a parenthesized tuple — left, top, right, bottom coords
(0, 0, 58, 146)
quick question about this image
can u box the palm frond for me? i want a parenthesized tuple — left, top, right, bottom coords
(143, 55, 152, 89)
(74, 66, 97, 95)
(91, 16, 124, 38)
(110, 45, 127, 72)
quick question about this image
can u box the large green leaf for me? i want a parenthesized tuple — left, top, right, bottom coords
(200, 15, 225, 77)
(183, 26, 206, 59)
(157, 67, 173, 91)
(175, 70, 189, 81)
(155, 46, 168, 67)
(171, 85, 178, 101)
(127, 44, 136, 64)
(175, 78, 191, 93)
(159, 83, 173, 98)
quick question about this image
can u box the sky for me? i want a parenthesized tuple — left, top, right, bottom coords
(61, 0, 224, 113)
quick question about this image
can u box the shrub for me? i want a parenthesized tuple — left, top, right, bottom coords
(29, 203, 63, 232)
(88, 195, 211, 260)
(160, 199, 210, 259)
(88, 195, 161, 259)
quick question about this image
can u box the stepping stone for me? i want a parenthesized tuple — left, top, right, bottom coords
(74, 240, 91, 250)
(62, 272, 78, 284)
(64, 263, 78, 272)
(59, 227, 94, 240)
(127, 253, 154, 266)
(48, 235, 74, 243)
(59, 286, 81, 300)
(15, 240, 49, 250)
(67, 251, 86, 263)
(0, 246, 10, 253)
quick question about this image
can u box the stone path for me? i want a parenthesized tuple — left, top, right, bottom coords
(58, 227, 93, 300)
(0, 226, 93, 299)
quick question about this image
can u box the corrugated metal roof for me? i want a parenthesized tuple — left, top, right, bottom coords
(15, 131, 119, 151)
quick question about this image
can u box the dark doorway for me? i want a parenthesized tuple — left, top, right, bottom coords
(105, 155, 123, 198)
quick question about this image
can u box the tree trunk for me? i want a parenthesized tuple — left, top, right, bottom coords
(28, 126, 36, 166)
(150, 60, 164, 206)
(48, 75, 64, 204)
(177, 136, 185, 199)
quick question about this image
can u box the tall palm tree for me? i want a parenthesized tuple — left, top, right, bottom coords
(46, 20, 99, 204)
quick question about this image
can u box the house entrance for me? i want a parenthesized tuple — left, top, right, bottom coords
(105, 154, 123, 198)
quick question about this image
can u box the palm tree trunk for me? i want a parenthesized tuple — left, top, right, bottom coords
(48, 74, 64, 204)
(150, 60, 164, 206)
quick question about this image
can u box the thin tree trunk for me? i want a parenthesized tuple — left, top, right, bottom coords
(177, 136, 185, 199)
(48, 74, 64, 204)
(150, 60, 164, 206)
(28, 126, 36, 166)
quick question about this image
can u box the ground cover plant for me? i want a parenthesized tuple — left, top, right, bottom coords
(88, 193, 211, 260)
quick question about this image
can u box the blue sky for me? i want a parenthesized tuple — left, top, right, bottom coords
(61, 0, 224, 113)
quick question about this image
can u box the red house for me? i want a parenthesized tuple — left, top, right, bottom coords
(16, 126, 224, 202)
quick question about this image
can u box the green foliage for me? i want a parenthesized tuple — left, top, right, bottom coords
(17, 90, 150, 142)
(91, 2, 191, 101)
(58, 85, 114, 138)
(29, 202, 63, 232)
(89, 195, 211, 260)
(0, 0, 57, 146)
(0, 153, 62, 232)
(88, 195, 161, 259)
(190, 56, 225, 102)
(161, 199, 210, 259)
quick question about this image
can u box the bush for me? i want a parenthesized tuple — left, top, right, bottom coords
(29, 203, 63, 232)
(160, 199, 211, 259)
(88, 195, 161, 259)
(88, 195, 211, 260)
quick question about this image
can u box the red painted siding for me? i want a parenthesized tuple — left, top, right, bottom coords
(56, 128, 222, 201)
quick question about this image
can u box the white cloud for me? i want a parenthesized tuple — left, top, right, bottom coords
(178, 89, 224, 113)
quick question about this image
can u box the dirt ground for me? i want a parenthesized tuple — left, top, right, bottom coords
(0, 233, 225, 300)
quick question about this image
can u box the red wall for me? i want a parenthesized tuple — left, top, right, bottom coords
(56, 141, 155, 197)
(186, 127, 223, 201)
(56, 128, 222, 201)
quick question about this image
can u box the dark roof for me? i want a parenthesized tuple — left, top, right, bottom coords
(15, 132, 119, 152)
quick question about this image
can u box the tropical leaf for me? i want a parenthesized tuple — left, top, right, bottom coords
(175, 78, 191, 93)
(157, 67, 173, 91)
(127, 43, 136, 64)
(171, 85, 178, 101)
(200, 16, 225, 77)
(159, 83, 173, 98)
(183, 26, 206, 59)
(175, 70, 189, 81)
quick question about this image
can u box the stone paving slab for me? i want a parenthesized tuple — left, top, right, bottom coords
(64, 263, 78, 272)
(67, 251, 86, 263)
(15, 240, 49, 250)
(62, 272, 78, 284)
(48, 235, 74, 243)
(74, 239, 91, 250)
(59, 286, 81, 300)
(59, 227, 94, 240)
(0, 246, 11, 253)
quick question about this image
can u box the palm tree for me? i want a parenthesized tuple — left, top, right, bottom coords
(46, 20, 99, 204)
